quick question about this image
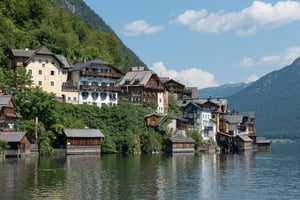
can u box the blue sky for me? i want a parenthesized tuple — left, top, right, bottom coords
(84, 0, 300, 89)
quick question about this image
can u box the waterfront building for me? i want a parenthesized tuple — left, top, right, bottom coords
(119, 67, 167, 113)
(0, 95, 20, 132)
(10, 46, 71, 99)
(63, 128, 105, 155)
(180, 97, 229, 142)
(0, 131, 31, 157)
(63, 59, 123, 107)
(160, 77, 185, 100)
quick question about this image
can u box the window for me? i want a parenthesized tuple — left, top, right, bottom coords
(73, 97, 77, 101)
(100, 93, 107, 100)
(51, 71, 55, 76)
(31, 58, 35, 63)
(28, 69, 32, 75)
(81, 92, 89, 100)
(82, 81, 88, 85)
(92, 92, 98, 100)
(38, 81, 42, 86)
(62, 69, 67, 75)
(68, 97, 71, 101)
(42, 63, 45, 67)
(38, 70, 42, 75)
(45, 59, 49, 64)
(38, 59, 42, 63)
(51, 81, 54, 86)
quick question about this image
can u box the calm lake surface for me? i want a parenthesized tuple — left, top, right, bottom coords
(0, 143, 299, 200)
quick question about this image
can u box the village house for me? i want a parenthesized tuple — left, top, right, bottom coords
(160, 77, 185, 100)
(0, 131, 31, 157)
(10, 46, 71, 99)
(180, 97, 229, 142)
(165, 137, 195, 154)
(183, 87, 198, 99)
(63, 59, 123, 107)
(63, 128, 105, 155)
(119, 67, 167, 113)
(0, 95, 20, 132)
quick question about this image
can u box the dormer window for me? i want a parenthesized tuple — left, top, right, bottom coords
(124, 80, 130, 85)
(133, 79, 139, 85)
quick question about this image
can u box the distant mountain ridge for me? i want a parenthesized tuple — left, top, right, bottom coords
(228, 57, 300, 138)
(198, 82, 251, 98)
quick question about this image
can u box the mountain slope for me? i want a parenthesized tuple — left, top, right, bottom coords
(198, 82, 251, 98)
(0, 0, 144, 72)
(59, 0, 146, 68)
(228, 57, 300, 138)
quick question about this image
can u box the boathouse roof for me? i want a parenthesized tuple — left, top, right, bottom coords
(0, 132, 27, 142)
(63, 129, 104, 138)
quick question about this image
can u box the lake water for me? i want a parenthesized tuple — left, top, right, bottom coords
(0, 143, 299, 200)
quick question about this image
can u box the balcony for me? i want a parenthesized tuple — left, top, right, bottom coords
(62, 82, 78, 92)
(80, 85, 120, 92)
(81, 71, 122, 79)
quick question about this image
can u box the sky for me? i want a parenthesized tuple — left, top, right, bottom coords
(84, 0, 300, 89)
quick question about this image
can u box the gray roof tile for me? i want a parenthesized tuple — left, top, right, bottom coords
(63, 128, 104, 138)
(0, 132, 27, 142)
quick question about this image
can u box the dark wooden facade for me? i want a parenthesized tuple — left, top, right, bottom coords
(119, 70, 166, 113)
(166, 137, 195, 154)
(161, 78, 185, 99)
(234, 135, 253, 151)
(145, 113, 160, 127)
(63, 128, 104, 155)
(0, 95, 20, 132)
(0, 132, 31, 157)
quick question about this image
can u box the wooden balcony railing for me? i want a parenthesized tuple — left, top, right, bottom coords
(81, 71, 122, 78)
(80, 85, 121, 92)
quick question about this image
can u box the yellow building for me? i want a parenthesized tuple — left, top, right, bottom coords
(10, 46, 71, 99)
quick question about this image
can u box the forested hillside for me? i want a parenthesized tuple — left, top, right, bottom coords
(228, 57, 300, 138)
(0, 0, 145, 72)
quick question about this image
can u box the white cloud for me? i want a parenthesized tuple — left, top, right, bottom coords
(246, 74, 259, 83)
(238, 46, 300, 68)
(236, 26, 257, 36)
(171, 9, 207, 25)
(239, 57, 255, 67)
(258, 55, 281, 65)
(172, 1, 300, 34)
(282, 46, 300, 64)
(124, 20, 164, 36)
(151, 61, 218, 89)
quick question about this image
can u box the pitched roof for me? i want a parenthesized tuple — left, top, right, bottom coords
(163, 78, 185, 87)
(238, 135, 253, 142)
(69, 59, 122, 73)
(56, 55, 71, 68)
(226, 115, 244, 123)
(11, 49, 35, 57)
(11, 46, 68, 67)
(0, 95, 12, 106)
(34, 46, 54, 55)
(0, 132, 27, 142)
(119, 70, 154, 86)
(169, 137, 195, 143)
(63, 128, 104, 138)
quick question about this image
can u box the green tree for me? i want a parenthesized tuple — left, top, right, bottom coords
(168, 93, 182, 115)
(186, 129, 203, 150)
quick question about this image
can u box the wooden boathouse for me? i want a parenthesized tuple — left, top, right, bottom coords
(63, 128, 104, 155)
(166, 137, 195, 154)
(0, 131, 31, 157)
